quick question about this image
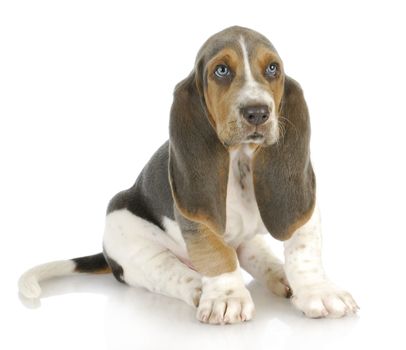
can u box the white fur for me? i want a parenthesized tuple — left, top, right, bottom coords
(103, 209, 202, 307)
(224, 145, 268, 247)
(197, 268, 255, 324)
(284, 205, 359, 318)
(18, 260, 76, 299)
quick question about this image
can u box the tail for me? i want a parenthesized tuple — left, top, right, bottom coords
(18, 253, 111, 299)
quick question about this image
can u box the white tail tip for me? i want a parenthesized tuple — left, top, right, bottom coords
(18, 260, 76, 299)
(18, 274, 42, 299)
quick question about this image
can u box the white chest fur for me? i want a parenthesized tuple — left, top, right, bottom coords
(224, 145, 268, 247)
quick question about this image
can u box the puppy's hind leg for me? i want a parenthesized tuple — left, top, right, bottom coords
(103, 209, 202, 307)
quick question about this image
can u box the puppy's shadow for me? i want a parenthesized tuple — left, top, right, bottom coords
(18, 275, 360, 349)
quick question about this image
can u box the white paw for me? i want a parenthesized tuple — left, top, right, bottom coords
(265, 266, 292, 298)
(197, 290, 255, 324)
(196, 270, 255, 325)
(292, 282, 359, 318)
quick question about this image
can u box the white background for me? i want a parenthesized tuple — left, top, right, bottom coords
(1, 0, 405, 349)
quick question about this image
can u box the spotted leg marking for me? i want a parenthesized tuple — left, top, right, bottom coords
(284, 204, 359, 318)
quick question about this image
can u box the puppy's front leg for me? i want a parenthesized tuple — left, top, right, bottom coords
(238, 235, 291, 298)
(284, 205, 359, 318)
(182, 220, 255, 325)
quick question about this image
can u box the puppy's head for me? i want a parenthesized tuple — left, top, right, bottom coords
(169, 27, 314, 239)
(195, 26, 285, 147)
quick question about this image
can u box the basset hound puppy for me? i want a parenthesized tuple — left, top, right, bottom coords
(19, 26, 358, 324)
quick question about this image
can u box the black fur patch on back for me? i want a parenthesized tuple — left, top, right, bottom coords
(106, 142, 175, 231)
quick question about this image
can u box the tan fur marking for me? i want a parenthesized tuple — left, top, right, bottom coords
(93, 266, 112, 274)
(185, 224, 238, 277)
(204, 48, 244, 135)
(172, 197, 223, 235)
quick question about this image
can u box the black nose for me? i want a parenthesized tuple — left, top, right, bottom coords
(241, 105, 270, 125)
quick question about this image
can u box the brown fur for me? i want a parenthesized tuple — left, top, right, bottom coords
(204, 47, 242, 132)
(184, 223, 238, 277)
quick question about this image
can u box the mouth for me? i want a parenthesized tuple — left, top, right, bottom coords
(246, 132, 265, 143)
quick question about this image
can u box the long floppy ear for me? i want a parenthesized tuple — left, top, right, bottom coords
(168, 71, 229, 234)
(253, 76, 316, 241)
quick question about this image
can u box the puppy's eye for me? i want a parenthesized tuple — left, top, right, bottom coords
(265, 63, 278, 77)
(214, 64, 230, 78)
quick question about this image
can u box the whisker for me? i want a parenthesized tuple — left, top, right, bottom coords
(277, 120, 286, 146)
(279, 115, 298, 138)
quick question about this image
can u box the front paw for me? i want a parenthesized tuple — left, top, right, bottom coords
(196, 287, 255, 324)
(292, 281, 359, 318)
